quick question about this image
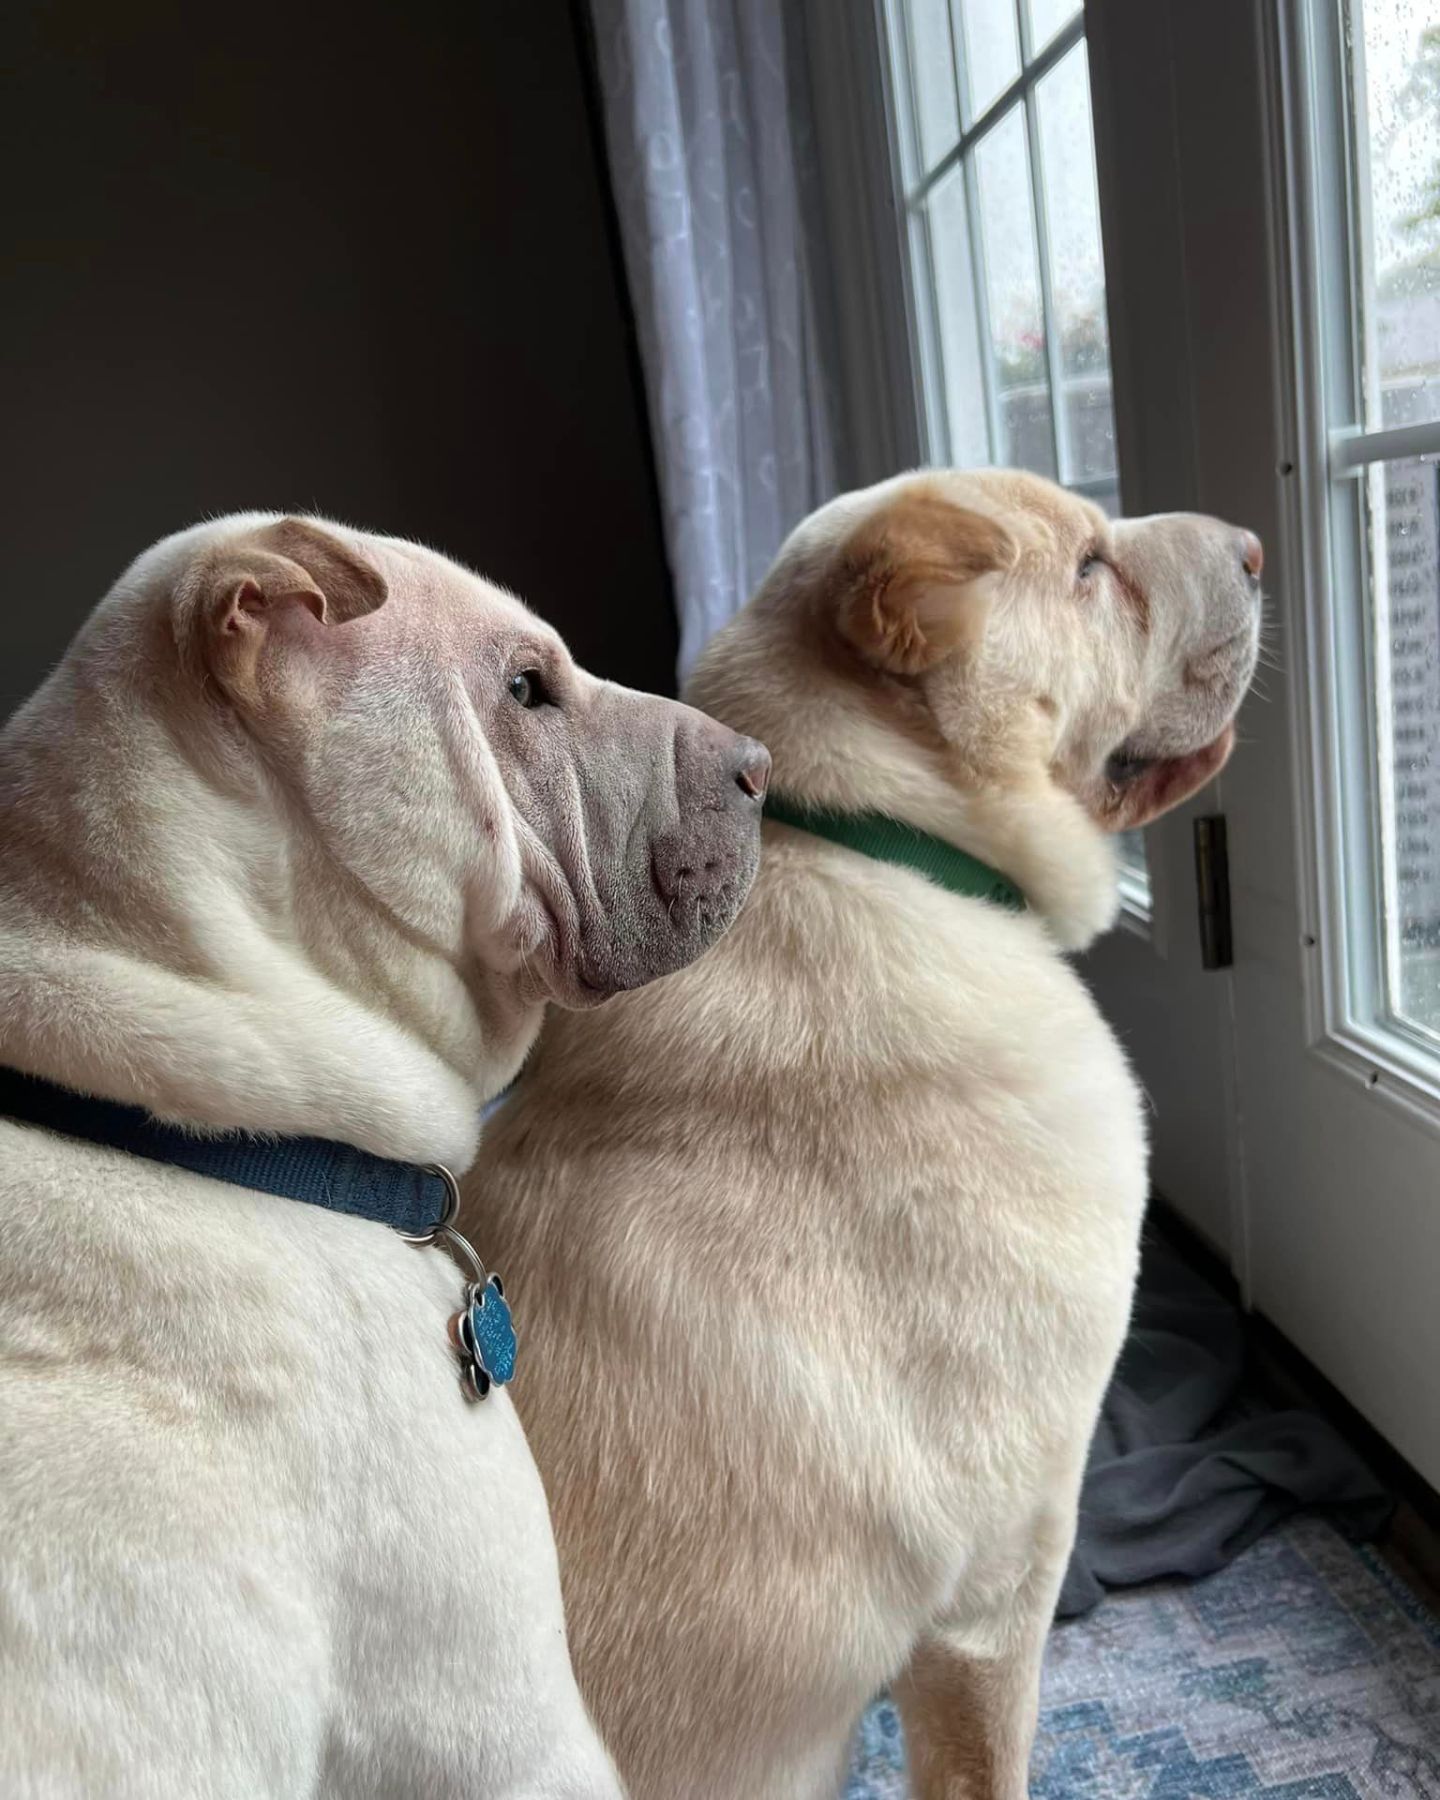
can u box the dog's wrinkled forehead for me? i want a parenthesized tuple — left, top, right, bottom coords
(941, 467, 1105, 559)
(366, 531, 545, 641)
(124, 512, 561, 692)
(850, 471, 1244, 667)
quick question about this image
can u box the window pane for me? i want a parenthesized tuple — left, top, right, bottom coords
(927, 167, 991, 464)
(953, 0, 1020, 122)
(1036, 43, 1118, 489)
(974, 111, 1056, 476)
(904, 0, 962, 172)
(1027, 0, 1080, 52)
(1380, 456, 1440, 1035)
(1357, 1, 1440, 430)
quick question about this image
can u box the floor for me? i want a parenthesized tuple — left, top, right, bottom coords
(845, 1514, 1440, 1798)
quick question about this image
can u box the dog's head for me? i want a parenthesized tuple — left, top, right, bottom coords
(122, 514, 768, 1006)
(689, 469, 1260, 946)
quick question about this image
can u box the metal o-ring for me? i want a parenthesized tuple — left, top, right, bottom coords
(396, 1162, 462, 1246)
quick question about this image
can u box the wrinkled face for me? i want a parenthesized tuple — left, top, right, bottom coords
(462, 612, 770, 1002)
(164, 515, 768, 1005)
(831, 470, 1262, 830)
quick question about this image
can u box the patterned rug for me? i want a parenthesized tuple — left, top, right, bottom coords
(846, 1517, 1440, 1798)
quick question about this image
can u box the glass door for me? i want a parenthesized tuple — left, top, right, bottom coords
(806, 0, 1440, 1478)
(1293, 0, 1440, 1096)
(887, 0, 1120, 508)
(1224, 0, 1440, 1486)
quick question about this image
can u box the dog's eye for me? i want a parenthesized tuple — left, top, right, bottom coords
(1077, 553, 1103, 583)
(508, 670, 548, 710)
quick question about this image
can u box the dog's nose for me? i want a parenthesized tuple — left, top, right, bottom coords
(1240, 530, 1264, 579)
(734, 741, 771, 801)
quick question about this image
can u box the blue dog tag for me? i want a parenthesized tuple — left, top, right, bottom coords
(458, 1273, 517, 1400)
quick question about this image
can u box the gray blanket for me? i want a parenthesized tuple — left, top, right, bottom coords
(1058, 1231, 1393, 1618)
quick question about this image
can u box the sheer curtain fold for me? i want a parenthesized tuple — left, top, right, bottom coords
(587, 0, 837, 677)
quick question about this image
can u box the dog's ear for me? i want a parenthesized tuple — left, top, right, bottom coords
(834, 493, 1016, 676)
(181, 518, 388, 698)
(206, 517, 387, 634)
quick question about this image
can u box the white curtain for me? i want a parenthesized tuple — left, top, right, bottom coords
(587, 0, 838, 678)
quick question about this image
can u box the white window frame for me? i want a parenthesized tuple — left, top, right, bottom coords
(1272, 0, 1440, 1128)
(887, 5, 1112, 495)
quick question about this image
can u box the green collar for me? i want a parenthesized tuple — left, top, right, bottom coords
(763, 795, 1026, 913)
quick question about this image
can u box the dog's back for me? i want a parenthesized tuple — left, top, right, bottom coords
(464, 465, 1260, 1800)
(472, 822, 1146, 1800)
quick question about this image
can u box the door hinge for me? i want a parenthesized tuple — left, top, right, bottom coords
(1193, 814, 1233, 970)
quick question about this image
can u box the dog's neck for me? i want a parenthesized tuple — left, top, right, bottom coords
(0, 658, 535, 1172)
(687, 616, 1120, 952)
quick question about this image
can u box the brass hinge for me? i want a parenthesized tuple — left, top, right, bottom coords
(1193, 814, 1233, 970)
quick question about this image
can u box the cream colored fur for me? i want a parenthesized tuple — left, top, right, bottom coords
(0, 513, 765, 1798)
(461, 469, 1262, 1800)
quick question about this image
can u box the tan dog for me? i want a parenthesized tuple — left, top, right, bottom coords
(462, 469, 1262, 1800)
(0, 514, 768, 1798)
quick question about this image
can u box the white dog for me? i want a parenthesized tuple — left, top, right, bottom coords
(462, 469, 1262, 1800)
(0, 513, 768, 1798)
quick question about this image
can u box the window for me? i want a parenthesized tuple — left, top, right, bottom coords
(882, 0, 1143, 899)
(885, 0, 1119, 510)
(1294, 0, 1440, 1079)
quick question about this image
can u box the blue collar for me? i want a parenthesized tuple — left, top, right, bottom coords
(0, 1064, 454, 1238)
(0, 1063, 517, 1401)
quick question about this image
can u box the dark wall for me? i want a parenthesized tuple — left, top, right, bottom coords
(0, 0, 677, 720)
